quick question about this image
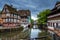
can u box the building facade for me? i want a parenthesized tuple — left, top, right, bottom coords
(0, 4, 21, 29)
(18, 10, 31, 27)
(47, 1, 60, 40)
(0, 4, 31, 29)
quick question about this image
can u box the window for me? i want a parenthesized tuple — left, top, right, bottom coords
(17, 20, 20, 22)
(14, 19, 16, 22)
(54, 23, 56, 28)
(11, 19, 13, 22)
(3, 19, 5, 22)
(58, 23, 60, 28)
(14, 14, 17, 18)
(6, 13, 10, 17)
(53, 23, 54, 27)
(11, 14, 13, 17)
(9, 18, 11, 22)
(6, 9, 9, 12)
(18, 16, 20, 19)
(6, 19, 8, 22)
(16, 15, 17, 18)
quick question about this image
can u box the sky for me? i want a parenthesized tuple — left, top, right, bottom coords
(0, 0, 60, 20)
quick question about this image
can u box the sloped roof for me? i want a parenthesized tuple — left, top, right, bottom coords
(56, 1, 60, 5)
(2, 4, 17, 14)
(47, 1, 60, 16)
(18, 10, 31, 16)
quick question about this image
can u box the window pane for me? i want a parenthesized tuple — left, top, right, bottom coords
(3, 19, 5, 22)
(6, 13, 10, 16)
(14, 14, 17, 18)
(14, 19, 16, 22)
(18, 16, 20, 19)
(6, 9, 9, 12)
(11, 14, 13, 17)
(17, 20, 20, 22)
(11, 19, 13, 22)
(9, 18, 10, 22)
(6, 19, 8, 22)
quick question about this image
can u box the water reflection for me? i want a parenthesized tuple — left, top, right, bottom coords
(0, 25, 41, 40)
(0, 29, 30, 40)
(30, 29, 41, 38)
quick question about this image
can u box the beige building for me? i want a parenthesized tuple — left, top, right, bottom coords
(0, 4, 21, 29)
(47, 1, 60, 40)
(18, 10, 31, 27)
(0, 4, 31, 29)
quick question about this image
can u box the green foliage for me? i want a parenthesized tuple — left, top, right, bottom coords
(31, 19, 34, 24)
(38, 31, 51, 40)
(37, 9, 51, 24)
(30, 19, 34, 28)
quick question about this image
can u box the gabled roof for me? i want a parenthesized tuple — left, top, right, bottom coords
(47, 1, 60, 16)
(18, 10, 31, 16)
(47, 9, 60, 16)
(55, 1, 60, 5)
(2, 4, 17, 14)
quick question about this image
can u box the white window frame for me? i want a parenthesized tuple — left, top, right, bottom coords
(6, 9, 9, 12)
(17, 20, 20, 22)
(6, 19, 8, 22)
(14, 19, 16, 23)
(11, 19, 13, 22)
(9, 18, 10, 22)
(11, 14, 13, 17)
(6, 13, 10, 17)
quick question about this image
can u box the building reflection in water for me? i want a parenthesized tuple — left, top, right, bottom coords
(0, 29, 30, 40)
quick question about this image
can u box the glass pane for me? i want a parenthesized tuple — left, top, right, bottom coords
(6, 13, 10, 16)
(14, 19, 16, 22)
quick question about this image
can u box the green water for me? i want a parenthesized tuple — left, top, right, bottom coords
(0, 29, 30, 40)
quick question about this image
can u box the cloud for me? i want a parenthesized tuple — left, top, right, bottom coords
(31, 16, 37, 20)
(25, 4, 36, 9)
(0, 0, 60, 18)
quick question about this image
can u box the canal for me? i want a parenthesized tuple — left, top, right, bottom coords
(0, 25, 41, 40)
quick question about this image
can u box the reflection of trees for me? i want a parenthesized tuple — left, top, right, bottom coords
(0, 29, 30, 40)
(38, 31, 51, 40)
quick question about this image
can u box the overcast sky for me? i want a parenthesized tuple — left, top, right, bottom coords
(0, 0, 60, 20)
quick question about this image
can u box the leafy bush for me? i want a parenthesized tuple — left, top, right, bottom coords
(38, 31, 51, 40)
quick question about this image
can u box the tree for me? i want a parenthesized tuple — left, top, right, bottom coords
(31, 19, 34, 25)
(37, 9, 51, 24)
